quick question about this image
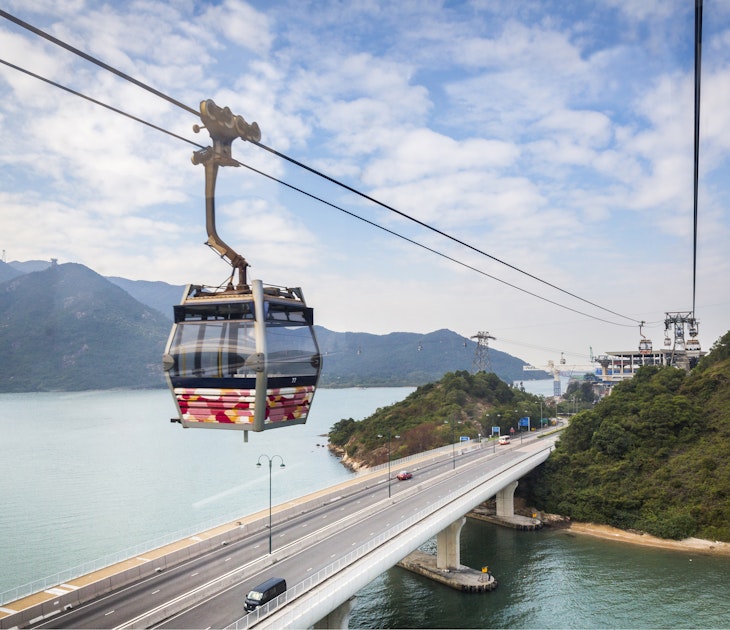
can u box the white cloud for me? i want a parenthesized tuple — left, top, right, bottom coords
(1, 0, 729, 367)
(199, 0, 273, 55)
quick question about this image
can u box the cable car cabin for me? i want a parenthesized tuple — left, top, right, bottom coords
(685, 338, 701, 356)
(163, 279, 321, 432)
(638, 338, 653, 354)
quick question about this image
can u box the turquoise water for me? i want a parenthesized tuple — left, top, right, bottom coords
(351, 521, 730, 629)
(0, 387, 412, 593)
(1, 384, 729, 628)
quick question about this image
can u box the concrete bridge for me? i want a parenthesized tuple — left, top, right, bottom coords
(1, 430, 560, 630)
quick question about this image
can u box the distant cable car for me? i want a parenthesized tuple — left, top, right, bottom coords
(686, 318, 701, 356)
(638, 321, 652, 355)
(685, 338, 701, 353)
(163, 100, 322, 438)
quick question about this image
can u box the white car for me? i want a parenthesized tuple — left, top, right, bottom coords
(498, 436, 510, 445)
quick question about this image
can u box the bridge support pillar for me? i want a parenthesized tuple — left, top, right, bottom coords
(496, 480, 518, 517)
(313, 595, 356, 629)
(436, 516, 466, 570)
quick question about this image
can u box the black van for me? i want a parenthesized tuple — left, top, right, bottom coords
(244, 577, 287, 612)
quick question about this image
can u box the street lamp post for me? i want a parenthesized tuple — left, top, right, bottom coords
(256, 454, 285, 554)
(443, 417, 456, 469)
(378, 431, 400, 497)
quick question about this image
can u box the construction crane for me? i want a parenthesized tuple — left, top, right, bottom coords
(523, 353, 594, 398)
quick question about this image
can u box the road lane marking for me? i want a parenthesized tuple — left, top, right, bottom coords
(105, 610, 115, 616)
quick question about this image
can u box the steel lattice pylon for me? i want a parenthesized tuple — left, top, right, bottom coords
(471, 331, 496, 373)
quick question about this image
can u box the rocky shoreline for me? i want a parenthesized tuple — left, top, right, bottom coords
(495, 499, 730, 557)
(561, 521, 730, 556)
(331, 449, 730, 558)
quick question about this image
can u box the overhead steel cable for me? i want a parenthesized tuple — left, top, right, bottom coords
(1, 55, 636, 327)
(1, 9, 642, 326)
(0, 59, 200, 148)
(692, 0, 703, 317)
(249, 138, 640, 325)
(0, 9, 198, 117)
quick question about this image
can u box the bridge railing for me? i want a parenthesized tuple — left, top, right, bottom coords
(360, 438, 480, 476)
(0, 440, 478, 606)
(230, 439, 553, 629)
(0, 507, 266, 606)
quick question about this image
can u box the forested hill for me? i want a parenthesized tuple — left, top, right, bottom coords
(0, 261, 545, 392)
(0, 262, 169, 391)
(521, 330, 730, 542)
(328, 370, 548, 469)
(315, 327, 541, 386)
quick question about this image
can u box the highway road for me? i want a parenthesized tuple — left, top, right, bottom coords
(33, 432, 555, 629)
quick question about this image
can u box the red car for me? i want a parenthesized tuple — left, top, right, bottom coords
(396, 471, 413, 480)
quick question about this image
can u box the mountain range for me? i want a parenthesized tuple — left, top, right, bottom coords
(0, 259, 546, 392)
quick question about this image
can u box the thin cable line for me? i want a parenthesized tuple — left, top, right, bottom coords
(0, 9, 198, 116)
(0, 10, 642, 326)
(227, 156, 636, 328)
(0, 57, 637, 327)
(0, 59, 199, 147)
(692, 0, 703, 317)
(251, 138, 639, 324)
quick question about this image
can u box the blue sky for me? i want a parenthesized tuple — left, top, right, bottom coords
(1, 0, 729, 368)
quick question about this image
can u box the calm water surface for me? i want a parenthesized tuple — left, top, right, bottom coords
(0, 387, 412, 593)
(2, 383, 729, 628)
(350, 521, 730, 629)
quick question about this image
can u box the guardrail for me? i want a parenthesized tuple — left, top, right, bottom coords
(0, 511, 251, 606)
(229, 439, 555, 629)
(0, 441, 472, 607)
(0, 431, 558, 624)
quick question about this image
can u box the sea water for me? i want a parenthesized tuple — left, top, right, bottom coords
(1, 383, 729, 628)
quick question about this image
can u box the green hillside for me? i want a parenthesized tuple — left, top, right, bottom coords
(328, 370, 550, 468)
(0, 263, 169, 391)
(328, 333, 730, 542)
(316, 327, 545, 387)
(521, 331, 730, 541)
(1, 261, 546, 391)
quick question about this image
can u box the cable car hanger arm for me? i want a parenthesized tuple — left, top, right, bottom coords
(191, 99, 261, 291)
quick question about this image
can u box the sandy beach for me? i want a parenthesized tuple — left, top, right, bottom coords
(562, 522, 730, 557)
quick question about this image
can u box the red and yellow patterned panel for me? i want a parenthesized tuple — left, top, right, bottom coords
(174, 385, 315, 426)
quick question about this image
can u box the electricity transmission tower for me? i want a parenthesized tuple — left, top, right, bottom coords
(471, 331, 496, 373)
